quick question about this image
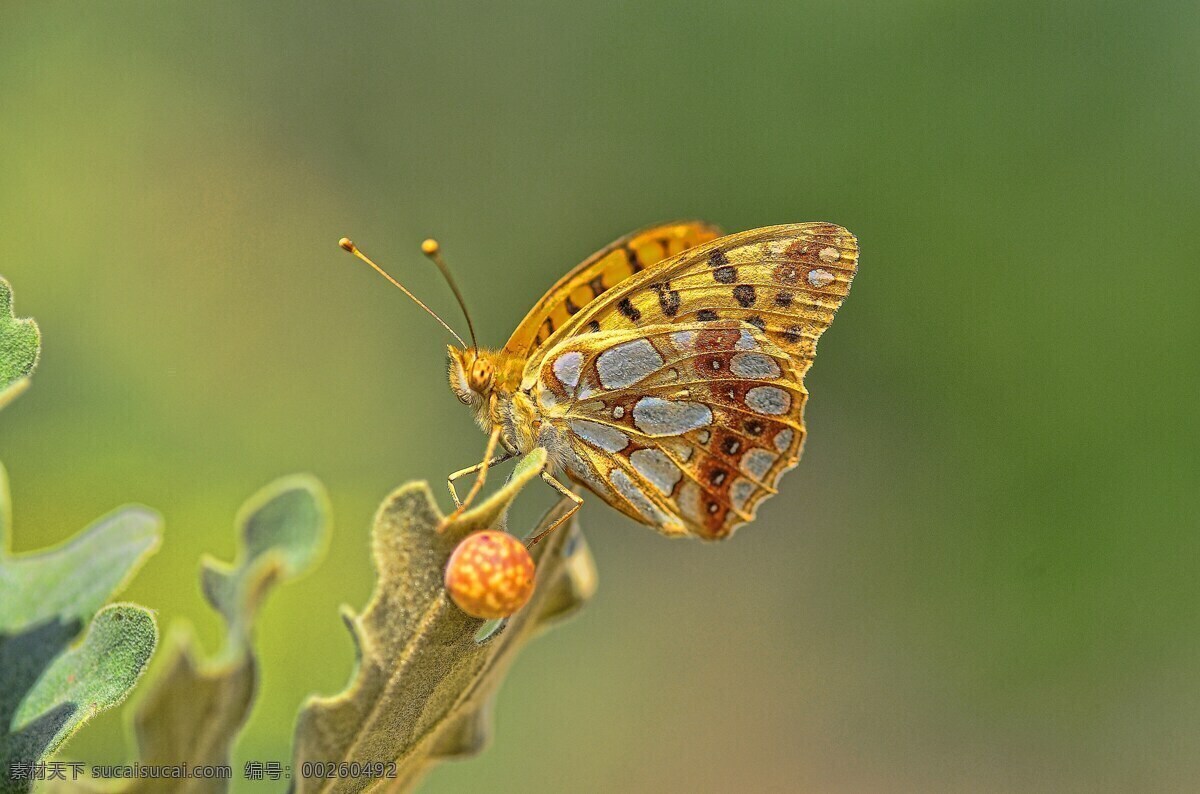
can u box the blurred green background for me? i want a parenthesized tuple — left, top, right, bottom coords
(2, 1, 1198, 791)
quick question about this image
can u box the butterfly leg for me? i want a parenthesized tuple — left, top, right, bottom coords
(525, 472, 583, 548)
(446, 449, 515, 508)
(441, 425, 504, 528)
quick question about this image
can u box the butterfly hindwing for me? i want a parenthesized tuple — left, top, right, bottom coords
(525, 223, 857, 539)
(529, 322, 806, 539)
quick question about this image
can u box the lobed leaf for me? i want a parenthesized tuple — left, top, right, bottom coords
(291, 448, 599, 793)
(53, 475, 332, 794)
(10, 605, 158, 758)
(0, 465, 161, 793)
(0, 276, 40, 410)
(199, 474, 330, 654)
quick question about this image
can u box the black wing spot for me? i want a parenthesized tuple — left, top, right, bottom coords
(652, 282, 681, 317)
(586, 320, 601, 333)
(588, 276, 607, 297)
(710, 469, 728, 486)
(713, 266, 737, 284)
(708, 249, 729, 268)
(774, 291, 794, 308)
(697, 309, 719, 322)
(747, 316, 767, 332)
(744, 419, 765, 436)
(733, 284, 756, 307)
(783, 324, 804, 343)
(617, 297, 641, 322)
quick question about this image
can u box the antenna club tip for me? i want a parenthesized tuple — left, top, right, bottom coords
(421, 238, 440, 255)
(338, 237, 356, 252)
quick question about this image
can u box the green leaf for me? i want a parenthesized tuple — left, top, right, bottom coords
(10, 604, 158, 754)
(0, 503, 161, 631)
(73, 475, 331, 794)
(200, 474, 330, 655)
(0, 464, 161, 793)
(291, 448, 598, 793)
(0, 276, 40, 410)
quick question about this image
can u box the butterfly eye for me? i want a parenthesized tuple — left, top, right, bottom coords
(469, 358, 495, 393)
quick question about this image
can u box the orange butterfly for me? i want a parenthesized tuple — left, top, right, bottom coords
(340, 220, 857, 544)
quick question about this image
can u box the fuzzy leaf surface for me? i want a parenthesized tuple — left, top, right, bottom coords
(0, 465, 161, 793)
(291, 448, 598, 793)
(60, 476, 331, 794)
(0, 276, 40, 409)
(8, 604, 158, 757)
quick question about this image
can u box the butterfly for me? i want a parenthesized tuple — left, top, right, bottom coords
(339, 220, 857, 544)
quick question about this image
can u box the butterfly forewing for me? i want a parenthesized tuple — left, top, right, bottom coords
(497, 220, 721, 389)
(554, 223, 857, 379)
(525, 223, 858, 539)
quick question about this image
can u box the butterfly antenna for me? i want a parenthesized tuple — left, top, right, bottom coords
(420, 239, 479, 353)
(338, 237, 469, 348)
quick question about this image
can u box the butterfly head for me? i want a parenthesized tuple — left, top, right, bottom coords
(447, 345, 496, 405)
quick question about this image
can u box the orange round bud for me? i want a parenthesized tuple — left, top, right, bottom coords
(444, 530, 535, 619)
(421, 238, 440, 255)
